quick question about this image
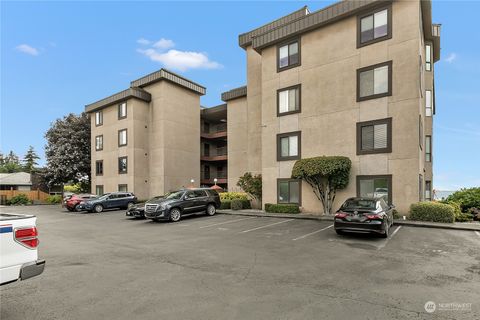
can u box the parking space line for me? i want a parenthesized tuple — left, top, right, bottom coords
(377, 226, 402, 250)
(199, 217, 257, 229)
(475, 231, 480, 238)
(240, 219, 294, 234)
(292, 224, 333, 241)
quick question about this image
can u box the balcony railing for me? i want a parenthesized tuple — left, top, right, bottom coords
(203, 123, 227, 134)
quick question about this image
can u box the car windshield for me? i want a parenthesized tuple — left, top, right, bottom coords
(342, 199, 377, 210)
(165, 191, 184, 200)
(97, 195, 109, 201)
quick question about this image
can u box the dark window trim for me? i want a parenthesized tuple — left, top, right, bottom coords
(118, 184, 128, 192)
(357, 60, 393, 102)
(95, 135, 103, 151)
(118, 156, 128, 174)
(276, 37, 301, 72)
(118, 129, 128, 147)
(356, 174, 393, 205)
(357, 4, 392, 48)
(277, 178, 302, 205)
(95, 160, 103, 176)
(425, 135, 432, 162)
(277, 84, 301, 117)
(118, 102, 127, 120)
(356, 117, 392, 155)
(95, 111, 103, 127)
(425, 180, 432, 201)
(277, 131, 301, 161)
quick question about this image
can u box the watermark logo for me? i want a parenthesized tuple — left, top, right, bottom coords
(425, 301, 436, 313)
(424, 301, 472, 313)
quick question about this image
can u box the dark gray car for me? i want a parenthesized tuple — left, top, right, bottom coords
(144, 189, 221, 222)
(80, 192, 137, 213)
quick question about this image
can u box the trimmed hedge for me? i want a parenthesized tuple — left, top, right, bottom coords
(46, 195, 62, 204)
(220, 199, 251, 210)
(220, 200, 231, 210)
(240, 199, 252, 209)
(265, 203, 300, 214)
(219, 192, 248, 201)
(231, 199, 243, 210)
(409, 202, 455, 223)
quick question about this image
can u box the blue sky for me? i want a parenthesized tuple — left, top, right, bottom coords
(1, 1, 479, 190)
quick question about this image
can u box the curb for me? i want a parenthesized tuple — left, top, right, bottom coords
(218, 210, 480, 232)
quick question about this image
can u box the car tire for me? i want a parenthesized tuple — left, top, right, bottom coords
(169, 208, 181, 222)
(127, 202, 135, 209)
(67, 207, 74, 212)
(74, 204, 82, 212)
(94, 204, 104, 213)
(335, 229, 345, 235)
(381, 221, 389, 238)
(206, 204, 216, 216)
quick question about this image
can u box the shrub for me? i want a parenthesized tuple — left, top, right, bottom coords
(9, 194, 31, 206)
(64, 184, 82, 193)
(231, 199, 243, 210)
(392, 209, 400, 220)
(46, 195, 62, 204)
(444, 187, 480, 212)
(220, 200, 231, 210)
(409, 202, 455, 223)
(237, 172, 262, 203)
(240, 199, 252, 209)
(265, 203, 300, 214)
(219, 192, 249, 201)
(467, 207, 480, 221)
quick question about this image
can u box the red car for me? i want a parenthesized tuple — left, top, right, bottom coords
(65, 194, 97, 212)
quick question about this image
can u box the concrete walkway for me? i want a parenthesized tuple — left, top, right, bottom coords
(218, 209, 480, 232)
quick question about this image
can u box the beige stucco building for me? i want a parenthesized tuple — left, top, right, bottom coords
(223, 0, 440, 214)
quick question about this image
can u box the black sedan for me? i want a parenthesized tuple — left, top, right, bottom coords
(334, 197, 394, 238)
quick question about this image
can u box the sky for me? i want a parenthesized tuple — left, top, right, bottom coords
(1, 1, 479, 190)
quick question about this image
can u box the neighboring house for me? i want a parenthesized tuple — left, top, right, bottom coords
(0, 172, 32, 191)
(224, 0, 440, 214)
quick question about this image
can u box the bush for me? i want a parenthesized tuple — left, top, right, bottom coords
(219, 192, 249, 201)
(409, 202, 455, 223)
(46, 195, 62, 204)
(231, 199, 243, 210)
(265, 203, 300, 214)
(220, 200, 231, 210)
(392, 209, 401, 220)
(64, 184, 82, 193)
(9, 194, 31, 206)
(240, 199, 252, 209)
(468, 207, 480, 221)
(444, 187, 480, 212)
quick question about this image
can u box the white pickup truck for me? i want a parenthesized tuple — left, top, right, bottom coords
(0, 213, 45, 285)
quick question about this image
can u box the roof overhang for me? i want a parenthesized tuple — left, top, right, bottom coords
(201, 104, 227, 122)
(421, 0, 441, 62)
(130, 68, 206, 95)
(85, 87, 151, 113)
(221, 86, 247, 102)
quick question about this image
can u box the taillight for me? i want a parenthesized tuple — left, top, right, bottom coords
(335, 212, 347, 219)
(366, 214, 382, 220)
(15, 227, 39, 249)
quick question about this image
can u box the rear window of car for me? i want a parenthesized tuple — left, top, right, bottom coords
(193, 190, 207, 197)
(342, 199, 377, 210)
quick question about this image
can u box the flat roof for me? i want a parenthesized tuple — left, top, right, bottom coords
(221, 86, 247, 102)
(130, 68, 206, 95)
(85, 87, 152, 113)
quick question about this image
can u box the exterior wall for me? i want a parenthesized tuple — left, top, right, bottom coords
(227, 96, 248, 191)
(258, 0, 425, 214)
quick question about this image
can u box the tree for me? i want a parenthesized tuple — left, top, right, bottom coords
(444, 187, 480, 212)
(44, 113, 91, 191)
(292, 156, 351, 215)
(0, 150, 22, 173)
(23, 146, 40, 172)
(237, 172, 262, 204)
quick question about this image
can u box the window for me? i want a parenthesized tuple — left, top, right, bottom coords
(118, 102, 127, 119)
(277, 131, 301, 161)
(118, 129, 127, 147)
(277, 39, 300, 71)
(357, 61, 392, 101)
(118, 184, 128, 192)
(118, 156, 128, 174)
(357, 175, 392, 204)
(425, 44, 432, 71)
(425, 181, 432, 201)
(95, 185, 104, 196)
(193, 190, 207, 198)
(419, 174, 423, 201)
(419, 115, 423, 149)
(357, 6, 391, 47)
(277, 179, 301, 204)
(95, 135, 103, 151)
(425, 135, 432, 162)
(425, 90, 433, 116)
(95, 111, 103, 126)
(95, 160, 103, 176)
(277, 85, 301, 116)
(357, 118, 392, 155)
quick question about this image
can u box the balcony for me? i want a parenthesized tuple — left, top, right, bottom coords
(201, 123, 227, 139)
(201, 147, 227, 161)
(201, 170, 227, 185)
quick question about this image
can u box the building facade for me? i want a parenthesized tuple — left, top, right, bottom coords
(224, 0, 440, 214)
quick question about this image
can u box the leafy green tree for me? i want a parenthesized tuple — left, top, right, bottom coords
(23, 146, 40, 172)
(44, 113, 91, 190)
(0, 150, 22, 173)
(237, 172, 262, 203)
(444, 187, 480, 212)
(292, 156, 351, 215)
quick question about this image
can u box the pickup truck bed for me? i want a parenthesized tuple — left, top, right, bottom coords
(0, 213, 45, 285)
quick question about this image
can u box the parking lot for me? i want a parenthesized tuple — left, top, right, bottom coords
(1, 205, 479, 320)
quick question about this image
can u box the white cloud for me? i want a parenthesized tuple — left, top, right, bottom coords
(445, 53, 457, 63)
(15, 44, 39, 56)
(153, 38, 175, 50)
(138, 48, 221, 71)
(137, 38, 151, 45)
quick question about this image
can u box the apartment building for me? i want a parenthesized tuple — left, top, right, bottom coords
(85, 69, 205, 200)
(223, 0, 440, 214)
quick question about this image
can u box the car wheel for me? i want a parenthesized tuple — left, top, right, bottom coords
(335, 229, 345, 235)
(74, 204, 82, 212)
(67, 207, 74, 212)
(206, 204, 216, 216)
(94, 204, 104, 213)
(169, 208, 181, 222)
(381, 221, 389, 238)
(127, 202, 135, 209)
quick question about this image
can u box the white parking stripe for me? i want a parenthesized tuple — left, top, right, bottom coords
(292, 225, 333, 241)
(475, 231, 480, 238)
(377, 226, 402, 250)
(240, 219, 294, 234)
(199, 217, 257, 229)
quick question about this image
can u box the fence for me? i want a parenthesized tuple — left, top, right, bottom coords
(0, 189, 51, 204)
